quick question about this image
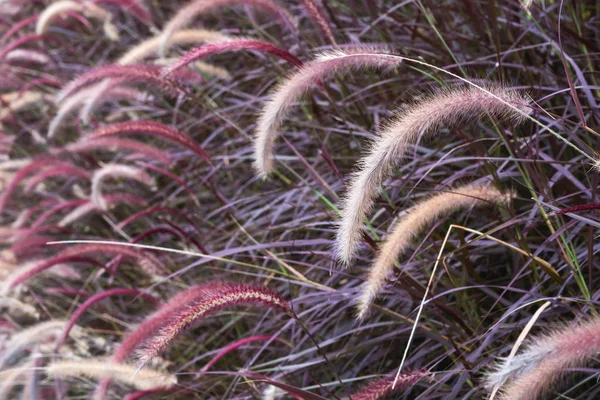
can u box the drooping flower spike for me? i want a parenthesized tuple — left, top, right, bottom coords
(486, 318, 600, 400)
(336, 85, 530, 265)
(253, 46, 401, 177)
(36, 0, 119, 40)
(47, 359, 177, 391)
(86, 120, 212, 164)
(161, 38, 303, 77)
(136, 282, 290, 367)
(355, 184, 515, 320)
(158, 0, 297, 57)
(90, 164, 155, 211)
(56, 65, 182, 103)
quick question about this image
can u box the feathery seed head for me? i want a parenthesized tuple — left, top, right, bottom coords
(87, 120, 212, 163)
(349, 370, 428, 400)
(355, 183, 515, 320)
(335, 85, 529, 265)
(91, 164, 155, 211)
(136, 283, 289, 367)
(158, 0, 297, 57)
(56, 65, 181, 103)
(161, 39, 302, 78)
(47, 359, 177, 390)
(253, 46, 399, 178)
(486, 318, 600, 400)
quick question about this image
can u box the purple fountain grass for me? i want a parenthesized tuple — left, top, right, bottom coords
(31, 194, 146, 228)
(335, 85, 530, 265)
(47, 359, 177, 391)
(36, 0, 118, 40)
(0, 91, 53, 120)
(0, 296, 39, 323)
(161, 39, 303, 78)
(0, 157, 66, 214)
(297, 0, 336, 44)
(58, 288, 157, 348)
(349, 369, 428, 400)
(10, 235, 55, 259)
(79, 84, 149, 124)
(24, 163, 92, 192)
(554, 202, 600, 215)
(0, 34, 61, 60)
(106, 226, 188, 275)
(93, 0, 152, 24)
(200, 334, 285, 372)
(93, 282, 229, 399)
(90, 164, 155, 211)
(57, 194, 147, 227)
(57, 137, 173, 166)
(0, 15, 38, 43)
(4, 242, 165, 291)
(355, 184, 514, 320)
(122, 388, 183, 400)
(485, 318, 600, 400)
(5, 49, 50, 65)
(0, 320, 75, 369)
(117, 29, 231, 65)
(56, 65, 181, 103)
(158, 0, 297, 57)
(136, 282, 290, 367)
(252, 46, 400, 177)
(48, 84, 147, 138)
(86, 120, 212, 163)
(136, 162, 200, 205)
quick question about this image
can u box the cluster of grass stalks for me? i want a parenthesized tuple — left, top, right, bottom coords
(1, 0, 600, 398)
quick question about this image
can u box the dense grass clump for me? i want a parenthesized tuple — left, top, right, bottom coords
(1, 1, 600, 399)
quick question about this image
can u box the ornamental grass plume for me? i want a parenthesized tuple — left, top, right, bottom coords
(86, 120, 212, 163)
(0, 91, 52, 120)
(0, 34, 60, 61)
(56, 65, 181, 103)
(297, 0, 335, 44)
(94, 282, 230, 399)
(58, 288, 157, 348)
(158, 0, 297, 57)
(0, 320, 78, 369)
(161, 39, 303, 77)
(117, 29, 231, 65)
(90, 164, 155, 211)
(349, 370, 428, 400)
(0, 157, 71, 214)
(136, 282, 290, 368)
(252, 46, 401, 177)
(58, 138, 173, 166)
(94, 0, 152, 23)
(2, 242, 165, 292)
(35, 0, 119, 40)
(485, 318, 600, 400)
(355, 184, 514, 320)
(48, 85, 147, 139)
(24, 163, 92, 192)
(46, 359, 177, 390)
(335, 85, 530, 265)
(0, 296, 40, 323)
